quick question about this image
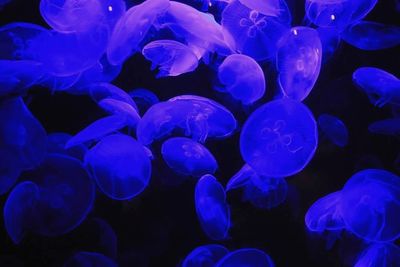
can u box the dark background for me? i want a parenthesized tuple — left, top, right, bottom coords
(0, 0, 399, 266)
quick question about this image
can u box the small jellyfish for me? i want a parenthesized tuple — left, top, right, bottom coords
(128, 88, 159, 115)
(215, 248, 275, 267)
(216, 54, 266, 105)
(195, 174, 230, 240)
(317, 26, 340, 62)
(63, 251, 118, 267)
(368, 118, 400, 136)
(318, 114, 349, 147)
(339, 169, 400, 242)
(342, 21, 400, 51)
(276, 27, 322, 101)
(90, 218, 118, 259)
(182, 244, 229, 267)
(98, 98, 141, 128)
(142, 40, 199, 77)
(239, 0, 291, 23)
(240, 98, 318, 178)
(47, 132, 87, 161)
(352, 67, 400, 107)
(161, 137, 218, 177)
(354, 243, 400, 267)
(87, 82, 138, 110)
(85, 134, 151, 200)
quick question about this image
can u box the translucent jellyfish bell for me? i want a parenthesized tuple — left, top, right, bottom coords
(195, 174, 230, 240)
(161, 137, 218, 177)
(354, 243, 400, 267)
(85, 134, 151, 200)
(216, 54, 266, 105)
(239, 0, 291, 22)
(318, 114, 349, 147)
(368, 118, 400, 136)
(98, 98, 141, 128)
(63, 251, 117, 267)
(276, 27, 322, 101)
(215, 248, 275, 267)
(240, 98, 318, 177)
(182, 244, 229, 267)
(142, 40, 199, 77)
(339, 169, 400, 242)
(128, 88, 159, 115)
(87, 82, 138, 110)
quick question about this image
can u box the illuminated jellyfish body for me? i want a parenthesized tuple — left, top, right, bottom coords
(339, 169, 400, 242)
(40, 0, 126, 33)
(195, 174, 230, 240)
(216, 54, 265, 105)
(318, 114, 349, 147)
(354, 243, 400, 267)
(240, 99, 318, 178)
(87, 82, 138, 109)
(137, 95, 237, 146)
(368, 118, 400, 136)
(305, 0, 377, 29)
(47, 132, 87, 161)
(98, 98, 141, 128)
(182, 244, 229, 267)
(352, 67, 400, 107)
(142, 40, 199, 77)
(276, 27, 322, 101)
(342, 21, 400, 51)
(221, 0, 290, 61)
(128, 88, 159, 115)
(239, 0, 291, 22)
(162, 137, 218, 177)
(215, 248, 275, 267)
(107, 0, 170, 65)
(85, 134, 151, 200)
(63, 251, 117, 267)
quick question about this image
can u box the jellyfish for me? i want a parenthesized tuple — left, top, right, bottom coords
(107, 0, 170, 65)
(368, 118, 400, 136)
(83, 218, 118, 259)
(85, 134, 152, 200)
(276, 27, 322, 101)
(161, 137, 218, 177)
(352, 67, 400, 107)
(137, 95, 237, 145)
(354, 243, 400, 267)
(63, 251, 118, 267)
(182, 244, 229, 267)
(128, 88, 159, 115)
(87, 82, 138, 110)
(215, 248, 275, 267)
(318, 114, 349, 147)
(239, 0, 291, 23)
(47, 132, 87, 161)
(342, 21, 400, 51)
(240, 98, 318, 178)
(142, 40, 199, 77)
(98, 98, 141, 128)
(216, 54, 266, 105)
(221, 0, 290, 61)
(317, 26, 340, 62)
(339, 169, 400, 242)
(195, 174, 230, 240)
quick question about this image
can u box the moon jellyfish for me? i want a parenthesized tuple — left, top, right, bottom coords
(354, 243, 400, 267)
(182, 244, 229, 267)
(87, 83, 138, 109)
(216, 54, 265, 105)
(318, 114, 349, 147)
(107, 0, 170, 65)
(215, 248, 275, 267)
(63, 251, 117, 267)
(47, 132, 87, 161)
(221, 0, 290, 61)
(195, 174, 230, 240)
(128, 88, 159, 115)
(276, 27, 322, 101)
(142, 40, 199, 77)
(342, 21, 400, 51)
(137, 95, 237, 145)
(368, 118, 400, 136)
(98, 98, 141, 128)
(339, 169, 400, 242)
(352, 67, 400, 107)
(161, 137, 218, 177)
(239, 0, 291, 22)
(240, 98, 318, 177)
(85, 134, 151, 200)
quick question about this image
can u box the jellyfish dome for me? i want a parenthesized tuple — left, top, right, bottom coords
(240, 98, 318, 178)
(215, 248, 275, 267)
(63, 251, 118, 267)
(354, 243, 400, 267)
(318, 114, 349, 147)
(182, 244, 229, 267)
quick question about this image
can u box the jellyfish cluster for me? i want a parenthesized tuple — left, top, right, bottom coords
(0, 0, 399, 266)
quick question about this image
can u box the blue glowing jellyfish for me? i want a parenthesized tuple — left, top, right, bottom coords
(318, 114, 349, 147)
(47, 132, 87, 161)
(215, 248, 275, 267)
(339, 169, 400, 242)
(239, 0, 291, 23)
(182, 244, 229, 267)
(142, 40, 199, 77)
(342, 21, 400, 51)
(98, 98, 141, 128)
(240, 98, 318, 177)
(352, 67, 400, 107)
(161, 137, 218, 177)
(368, 118, 400, 136)
(90, 218, 118, 259)
(276, 27, 322, 101)
(128, 88, 159, 115)
(107, 0, 170, 65)
(195, 174, 230, 240)
(137, 95, 237, 145)
(87, 82, 138, 110)
(63, 251, 118, 267)
(317, 26, 340, 62)
(85, 134, 151, 200)
(216, 54, 265, 105)
(354, 243, 400, 267)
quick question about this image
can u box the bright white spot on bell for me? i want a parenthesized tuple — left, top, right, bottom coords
(208, 1, 212, 7)
(293, 29, 298, 35)
(330, 14, 335, 20)
(108, 5, 113, 12)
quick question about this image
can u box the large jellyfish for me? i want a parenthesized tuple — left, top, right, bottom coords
(161, 137, 218, 177)
(216, 54, 265, 105)
(318, 114, 349, 147)
(215, 248, 275, 267)
(276, 27, 322, 101)
(368, 118, 400, 136)
(354, 243, 400, 267)
(195, 174, 230, 240)
(84, 134, 151, 200)
(240, 98, 318, 177)
(182, 244, 229, 267)
(63, 251, 118, 267)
